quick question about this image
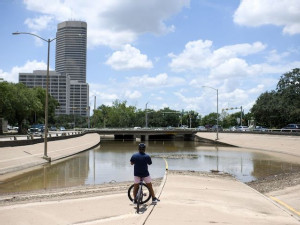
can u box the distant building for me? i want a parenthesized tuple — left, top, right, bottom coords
(19, 70, 71, 115)
(18, 20, 89, 117)
(70, 80, 89, 116)
(55, 21, 89, 116)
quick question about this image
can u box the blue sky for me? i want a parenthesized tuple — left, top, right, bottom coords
(1, 0, 299, 116)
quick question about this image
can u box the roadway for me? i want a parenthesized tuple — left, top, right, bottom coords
(196, 132, 300, 157)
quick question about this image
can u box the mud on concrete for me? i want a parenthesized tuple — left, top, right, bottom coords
(1, 170, 300, 206)
(247, 171, 300, 193)
(0, 179, 162, 206)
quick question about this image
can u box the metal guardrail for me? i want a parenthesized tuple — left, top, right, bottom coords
(0, 131, 83, 142)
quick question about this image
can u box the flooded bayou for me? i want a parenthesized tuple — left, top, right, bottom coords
(1, 140, 300, 193)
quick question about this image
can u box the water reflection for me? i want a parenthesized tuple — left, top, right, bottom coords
(0, 140, 300, 193)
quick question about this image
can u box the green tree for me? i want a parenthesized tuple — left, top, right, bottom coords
(91, 104, 111, 128)
(30, 87, 59, 125)
(276, 68, 300, 125)
(0, 82, 59, 134)
(108, 100, 136, 127)
(0, 83, 41, 133)
(251, 68, 300, 128)
(54, 114, 87, 129)
(182, 110, 201, 128)
(201, 112, 219, 127)
(251, 91, 279, 128)
(135, 109, 146, 127)
(91, 100, 138, 128)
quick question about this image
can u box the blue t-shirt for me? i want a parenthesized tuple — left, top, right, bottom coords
(130, 152, 152, 177)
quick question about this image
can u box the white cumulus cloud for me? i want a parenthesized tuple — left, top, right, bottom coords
(105, 45, 153, 70)
(23, 0, 190, 48)
(168, 39, 213, 72)
(234, 0, 300, 35)
(169, 39, 266, 74)
(24, 15, 53, 31)
(124, 90, 142, 99)
(126, 73, 185, 88)
(0, 60, 47, 83)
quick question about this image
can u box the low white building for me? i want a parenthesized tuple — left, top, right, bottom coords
(19, 70, 70, 115)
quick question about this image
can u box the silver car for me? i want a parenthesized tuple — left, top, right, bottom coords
(237, 126, 249, 131)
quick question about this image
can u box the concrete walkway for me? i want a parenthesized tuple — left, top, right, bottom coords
(0, 172, 299, 225)
(196, 132, 300, 221)
(146, 173, 299, 225)
(0, 133, 100, 176)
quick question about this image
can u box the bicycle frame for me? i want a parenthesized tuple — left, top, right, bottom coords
(136, 179, 144, 213)
(127, 178, 151, 213)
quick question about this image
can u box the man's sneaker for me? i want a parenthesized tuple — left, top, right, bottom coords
(152, 197, 160, 203)
(133, 199, 137, 204)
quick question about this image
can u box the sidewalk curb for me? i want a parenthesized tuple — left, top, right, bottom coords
(137, 159, 168, 224)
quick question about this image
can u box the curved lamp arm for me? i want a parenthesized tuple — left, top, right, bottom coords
(12, 32, 56, 42)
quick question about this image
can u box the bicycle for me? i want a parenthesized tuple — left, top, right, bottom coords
(128, 178, 151, 213)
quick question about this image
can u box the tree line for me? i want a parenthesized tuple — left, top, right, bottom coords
(1, 68, 299, 134)
(91, 100, 201, 128)
(90, 68, 299, 129)
(0, 83, 58, 134)
(251, 68, 300, 128)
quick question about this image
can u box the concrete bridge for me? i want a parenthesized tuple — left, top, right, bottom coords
(86, 128, 197, 141)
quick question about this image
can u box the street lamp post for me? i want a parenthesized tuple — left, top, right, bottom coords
(87, 106, 90, 129)
(13, 32, 56, 161)
(145, 102, 149, 128)
(203, 86, 219, 140)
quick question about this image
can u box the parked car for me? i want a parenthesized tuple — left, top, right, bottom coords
(195, 126, 206, 131)
(236, 126, 249, 131)
(281, 124, 300, 130)
(229, 126, 238, 131)
(50, 126, 57, 131)
(211, 125, 223, 132)
(253, 126, 268, 132)
(59, 126, 66, 131)
(28, 124, 44, 134)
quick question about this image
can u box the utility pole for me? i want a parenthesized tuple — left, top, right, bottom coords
(240, 106, 243, 126)
(145, 102, 149, 128)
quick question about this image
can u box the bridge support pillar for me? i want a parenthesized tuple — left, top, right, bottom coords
(135, 135, 141, 142)
(145, 134, 149, 141)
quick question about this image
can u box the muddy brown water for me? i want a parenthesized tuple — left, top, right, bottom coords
(0, 140, 300, 193)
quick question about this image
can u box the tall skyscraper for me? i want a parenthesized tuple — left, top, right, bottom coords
(19, 21, 89, 118)
(56, 21, 89, 116)
(56, 21, 87, 83)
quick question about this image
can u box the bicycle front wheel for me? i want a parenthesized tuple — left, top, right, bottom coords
(128, 183, 151, 204)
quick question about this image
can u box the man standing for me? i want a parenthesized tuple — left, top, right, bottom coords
(130, 143, 160, 203)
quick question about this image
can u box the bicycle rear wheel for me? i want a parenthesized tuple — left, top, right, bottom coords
(128, 183, 151, 204)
